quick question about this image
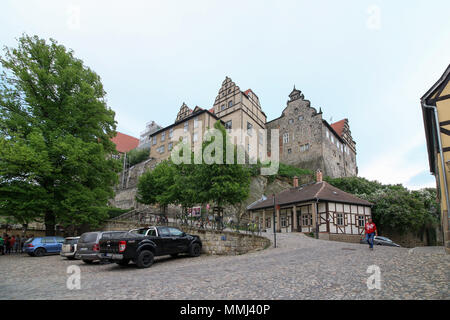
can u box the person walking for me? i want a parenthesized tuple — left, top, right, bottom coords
(4, 234, 10, 254)
(0, 235, 4, 255)
(364, 218, 378, 250)
(8, 235, 16, 254)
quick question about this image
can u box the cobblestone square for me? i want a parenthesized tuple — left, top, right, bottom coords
(0, 233, 448, 300)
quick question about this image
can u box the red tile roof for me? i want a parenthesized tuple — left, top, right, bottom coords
(248, 181, 372, 210)
(208, 107, 215, 114)
(111, 132, 139, 153)
(330, 119, 346, 138)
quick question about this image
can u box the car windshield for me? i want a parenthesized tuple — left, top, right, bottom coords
(130, 229, 149, 235)
(64, 238, 79, 245)
(79, 232, 98, 243)
(101, 232, 128, 239)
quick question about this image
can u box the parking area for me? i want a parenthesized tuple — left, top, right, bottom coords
(0, 233, 449, 300)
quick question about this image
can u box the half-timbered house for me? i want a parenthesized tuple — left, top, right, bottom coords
(247, 170, 373, 243)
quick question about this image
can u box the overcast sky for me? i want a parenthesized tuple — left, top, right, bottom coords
(1, 0, 449, 190)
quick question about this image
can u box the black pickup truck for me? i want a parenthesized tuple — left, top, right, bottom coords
(99, 226, 202, 268)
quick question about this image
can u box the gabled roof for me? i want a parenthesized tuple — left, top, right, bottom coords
(421, 64, 450, 104)
(421, 64, 450, 174)
(247, 181, 372, 211)
(330, 119, 347, 138)
(111, 132, 139, 153)
(150, 108, 222, 137)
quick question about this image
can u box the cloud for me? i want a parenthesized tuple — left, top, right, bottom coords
(359, 131, 435, 189)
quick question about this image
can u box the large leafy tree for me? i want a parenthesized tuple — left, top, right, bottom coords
(136, 121, 252, 220)
(136, 160, 176, 215)
(194, 121, 251, 210)
(326, 176, 440, 238)
(0, 35, 121, 234)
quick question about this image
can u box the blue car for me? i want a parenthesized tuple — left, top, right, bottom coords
(23, 236, 65, 257)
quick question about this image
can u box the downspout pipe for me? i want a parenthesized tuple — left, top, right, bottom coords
(423, 103, 450, 238)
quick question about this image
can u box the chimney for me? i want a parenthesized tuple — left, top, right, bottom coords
(293, 176, 299, 188)
(316, 169, 323, 183)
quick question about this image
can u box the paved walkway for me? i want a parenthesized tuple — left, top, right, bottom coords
(0, 233, 448, 299)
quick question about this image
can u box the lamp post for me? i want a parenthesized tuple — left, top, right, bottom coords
(272, 193, 277, 248)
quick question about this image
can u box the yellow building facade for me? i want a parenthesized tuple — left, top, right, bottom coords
(421, 64, 450, 254)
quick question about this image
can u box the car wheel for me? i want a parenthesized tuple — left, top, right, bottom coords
(170, 253, 179, 258)
(82, 259, 94, 264)
(136, 250, 154, 268)
(34, 248, 46, 257)
(189, 243, 201, 257)
(116, 259, 130, 266)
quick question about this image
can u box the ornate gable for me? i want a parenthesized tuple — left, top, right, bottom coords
(175, 102, 192, 122)
(213, 77, 240, 108)
(288, 86, 304, 102)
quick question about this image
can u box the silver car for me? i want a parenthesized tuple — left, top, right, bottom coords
(360, 236, 400, 247)
(60, 237, 80, 260)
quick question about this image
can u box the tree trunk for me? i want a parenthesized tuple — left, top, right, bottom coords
(45, 211, 56, 236)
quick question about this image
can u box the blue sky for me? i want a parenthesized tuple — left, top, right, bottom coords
(1, 0, 449, 189)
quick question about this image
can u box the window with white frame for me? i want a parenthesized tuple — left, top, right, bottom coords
(357, 215, 365, 227)
(194, 117, 199, 128)
(326, 130, 329, 139)
(169, 128, 173, 139)
(266, 217, 271, 228)
(247, 122, 253, 136)
(258, 131, 263, 145)
(336, 213, 344, 226)
(152, 136, 157, 145)
(331, 136, 334, 143)
(161, 132, 165, 142)
(168, 142, 173, 151)
(283, 132, 289, 143)
(225, 120, 232, 132)
(301, 214, 312, 226)
(300, 143, 310, 152)
(281, 216, 287, 227)
(193, 132, 198, 142)
(184, 122, 189, 132)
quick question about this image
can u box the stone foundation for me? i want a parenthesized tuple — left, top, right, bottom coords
(102, 220, 271, 255)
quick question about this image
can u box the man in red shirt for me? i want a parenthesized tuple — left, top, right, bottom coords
(364, 218, 378, 250)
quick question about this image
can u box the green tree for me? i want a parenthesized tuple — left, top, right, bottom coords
(325, 176, 440, 237)
(194, 121, 251, 210)
(0, 35, 121, 234)
(126, 147, 150, 167)
(136, 160, 176, 215)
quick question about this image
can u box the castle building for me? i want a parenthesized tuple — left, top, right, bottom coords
(138, 121, 162, 150)
(213, 77, 267, 160)
(266, 87, 357, 178)
(144, 77, 357, 178)
(148, 104, 221, 165)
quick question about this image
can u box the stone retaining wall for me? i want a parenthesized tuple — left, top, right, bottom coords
(102, 220, 271, 255)
(180, 226, 271, 255)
